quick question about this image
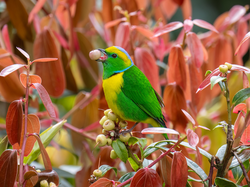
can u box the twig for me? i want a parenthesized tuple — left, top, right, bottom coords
(204, 156, 215, 187)
(233, 151, 250, 186)
(237, 164, 250, 185)
(127, 145, 142, 168)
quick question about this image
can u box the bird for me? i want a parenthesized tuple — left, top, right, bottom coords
(91, 46, 167, 138)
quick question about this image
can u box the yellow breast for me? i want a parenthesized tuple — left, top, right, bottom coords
(102, 72, 124, 115)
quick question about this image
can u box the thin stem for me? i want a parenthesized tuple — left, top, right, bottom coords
(127, 145, 142, 168)
(233, 151, 250, 186)
(217, 78, 234, 177)
(237, 164, 250, 185)
(19, 62, 30, 186)
(117, 136, 186, 187)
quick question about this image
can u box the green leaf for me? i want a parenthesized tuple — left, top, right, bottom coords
(142, 158, 156, 170)
(205, 70, 212, 76)
(24, 120, 66, 164)
(230, 149, 250, 169)
(216, 144, 227, 161)
(186, 157, 208, 181)
(137, 138, 147, 149)
(99, 165, 117, 176)
(186, 182, 192, 187)
(112, 139, 128, 163)
(232, 88, 250, 107)
(210, 76, 227, 89)
(215, 177, 237, 187)
(231, 165, 242, 181)
(128, 156, 140, 171)
(118, 172, 136, 183)
(0, 136, 8, 156)
(128, 137, 138, 146)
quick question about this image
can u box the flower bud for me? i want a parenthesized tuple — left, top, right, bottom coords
(96, 134, 107, 147)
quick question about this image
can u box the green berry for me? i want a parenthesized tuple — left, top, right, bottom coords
(110, 131, 115, 137)
(107, 138, 112, 146)
(119, 132, 131, 143)
(40, 180, 49, 187)
(103, 120, 115, 131)
(49, 182, 57, 187)
(119, 120, 128, 128)
(219, 65, 228, 73)
(99, 116, 108, 126)
(107, 111, 117, 121)
(110, 150, 118, 159)
(225, 62, 232, 70)
(104, 109, 112, 117)
(93, 169, 102, 177)
(96, 134, 107, 147)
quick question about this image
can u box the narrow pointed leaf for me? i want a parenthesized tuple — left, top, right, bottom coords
(183, 19, 193, 32)
(24, 120, 66, 164)
(130, 168, 162, 187)
(89, 178, 121, 187)
(16, 47, 30, 59)
(171, 152, 188, 187)
(215, 177, 237, 187)
(152, 22, 183, 38)
(33, 83, 56, 118)
(6, 100, 23, 145)
(0, 136, 8, 156)
(193, 19, 219, 33)
(28, 0, 47, 23)
(112, 139, 128, 163)
(118, 172, 136, 183)
(228, 5, 246, 24)
(141, 127, 179, 135)
(0, 64, 26, 77)
(98, 165, 117, 177)
(2, 25, 12, 53)
(233, 103, 247, 114)
(210, 76, 227, 89)
(181, 109, 195, 125)
(231, 64, 250, 73)
(115, 22, 130, 52)
(187, 129, 199, 147)
(31, 58, 58, 64)
(232, 88, 250, 107)
(0, 150, 18, 187)
(235, 32, 250, 55)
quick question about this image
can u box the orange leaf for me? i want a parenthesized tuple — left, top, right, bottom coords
(6, 100, 23, 145)
(160, 0, 178, 20)
(153, 22, 183, 38)
(34, 29, 66, 97)
(130, 168, 162, 187)
(233, 103, 247, 114)
(13, 114, 40, 156)
(167, 45, 187, 90)
(187, 129, 199, 147)
(28, 0, 47, 23)
(159, 155, 172, 186)
(171, 152, 188, 187)
(90, 178, 121, 187)
(181, 0, 192, 20)
(115, 22, 131, 52)
(235, 32, 250, 55)
(31, 58, 58, 64)
(134, 48, 160, 93)
(2, 25, 12, 53)
(163, 84, 188, 133)
(20, 73, 42, 88)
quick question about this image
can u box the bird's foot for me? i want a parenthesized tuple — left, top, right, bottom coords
(119, 122, 139, 137)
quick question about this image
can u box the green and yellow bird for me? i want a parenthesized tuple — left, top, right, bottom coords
(95, 46, 166, 134)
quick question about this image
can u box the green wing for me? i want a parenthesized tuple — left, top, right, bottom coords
(122, 66, 166, 127)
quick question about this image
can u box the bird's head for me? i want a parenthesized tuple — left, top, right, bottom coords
(95, 46, 134, 79)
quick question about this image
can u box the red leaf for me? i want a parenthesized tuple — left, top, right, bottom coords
(186, 129, 199, 147)
(186, 32, 204, 68)
(31, 58, 58, 64)
(115, 22, 130, 52)
(104, 18, 126, 29)
(163, 84, 188, 133)
(167, 45, 187, 90)
(52, 31, 69, 50)
(231, 64, 250, 73)
(130, 168, 162, 187)
(0, 150, 18, 187)
(132, 26, 157, 42)
(6, 100, 23, 145)
(16, 47, 30, 59)
(90, 178, 121, 187)
(181, 109, 195, 125)
(28, 0, 47, 23)
(2, 25, 12, 53)
(134, 48, 161, 93)
(152, 22, 183, 38)
(235, 32, 250, 55)
(160, 0, 178, 20)
(0, 64, 26, 77)
(236, 19, 249, 57)
(181, 0, 192, 20)
(234, 111, 245, 140)
(196, 68, 221, 93)
(228, 5, 246, 24)
(141, 127, 179, 135)
(192, 19, 219, 33)
(171, 152, 188, 187)
(172, 0, 184, 6)
(20, 73, 42, 88)
(183, 19, 193, 32)
(233, 103, 247, 114)
(32, 83, 56, 118)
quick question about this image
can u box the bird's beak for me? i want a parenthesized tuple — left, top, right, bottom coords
(97, 48, 108, 62)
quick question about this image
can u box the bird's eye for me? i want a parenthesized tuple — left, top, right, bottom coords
(111, 54, 117, 58)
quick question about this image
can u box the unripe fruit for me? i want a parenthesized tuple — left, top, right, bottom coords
(110, 150, 118, 159)
(225, 62, 232, 70)
(40, 180, 49, 187)
(96, 134, 107, 147)
(93, 169, 102, 177)
(49, 182, 57, 187)
(119, 132, 131, 143)
(107, 111, 117, 121)
(110, 131, 115, 137)
(107, 138, 112, 146)
(89, 50, 102, 61)
(36, 169, 41, 173)
(219, 65, 228, 73)
(104, 109, 112, 117)
(103, 120, 115, 131)
(119, 121, 128, 128)
(99, 116, 108, 126)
